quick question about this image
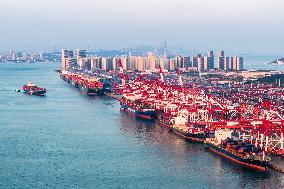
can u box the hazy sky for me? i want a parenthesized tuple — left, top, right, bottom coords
(0, 0, 283, 54)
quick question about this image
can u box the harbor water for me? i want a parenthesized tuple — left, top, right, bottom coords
(0, 62, 284, 189)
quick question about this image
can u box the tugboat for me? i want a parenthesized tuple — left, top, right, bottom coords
(205, 129, 270, 171)
(23, 82, 47, 96)
(120, 95, 156, 120)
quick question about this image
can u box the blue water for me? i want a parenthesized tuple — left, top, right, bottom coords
(0, 62, 284, 189)
(243, 55, 284, 71)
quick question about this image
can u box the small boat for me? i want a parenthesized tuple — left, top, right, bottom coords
(23, 82, 46, 96)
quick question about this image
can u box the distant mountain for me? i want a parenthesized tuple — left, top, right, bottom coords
(87, 50, 126, 57)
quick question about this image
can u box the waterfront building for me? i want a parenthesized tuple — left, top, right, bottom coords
(135, 56, 145, 71)
(61, 49, 74, 70)
(217, 56, 225, 70)
(90, 57, 99, 69)
(191, 56, 198, 68)
(60, 49, 243, 72)
(217, 51, 226, 71)
(147, 52, 157, 71)
(182, 56, 191, 69)
(207, 50, 215, 70)
(76, 49, 86, 63)
(174, 56, 183, 69)
(85, 58, 91, 70)
(112, 57, 119, 71)
(208, 50, 214, 57)
(231, 57, 244, 71)
(158, 57, 165, 69)
(217, 50, 224, 57)
(204, 56, 214, 71)
(168, 58, 176, 71)
(224, 57, 230, 71)
(101, 57, 113, 71)
(197, 56, 204, 72)
(120, 57, 127, 70)
(78, 58, 86, 68)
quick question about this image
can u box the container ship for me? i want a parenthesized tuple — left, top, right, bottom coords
(171, 126, 207, 142)
(161, 109, 207, 142)
(120, 95, 156, 120)
(60, 71, 104, 96)
(205, 129, 270, 171)
(23, 82, 46, 96)
(79, 80, 104, 96)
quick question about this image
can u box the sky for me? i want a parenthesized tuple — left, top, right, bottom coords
(0, 0, 283, 55)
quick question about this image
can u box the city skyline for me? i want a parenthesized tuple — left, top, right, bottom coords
(0, 0, 283, 55)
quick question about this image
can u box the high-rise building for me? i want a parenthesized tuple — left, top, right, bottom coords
(77, 58, 86, 68)
(224, 57, 230, 71)
(217, 56, 225, 70)
(158, 57, 165, 69)
(61, 49, 74, 70)
(76, 49, 86, 63)
(120, 57, 127, 70)
(147, 52, 156, 71)
(182, 57, 191, 69)
(217, 50, 224, 57)
(231, 57, 244, 71)
(238, 57, 244, 70)
(191, 57, 198, 68)
(197, 56, 204, 72)
(168, 58, 176, 71)
(203, 56, 214, 71)
(84, 58, 91, 70)
(174, 56, 183, 69)
(101, 57, 113, 71)
(136, 56, 144, 71)
(217, 50, 226, 71)
(208, 50, 214, 57)
(90, 57, 103, 70)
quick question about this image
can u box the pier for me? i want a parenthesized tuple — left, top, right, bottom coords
(59, 64, 284, 173)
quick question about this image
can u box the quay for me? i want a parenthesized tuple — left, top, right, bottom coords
(58, 61, 284, 173)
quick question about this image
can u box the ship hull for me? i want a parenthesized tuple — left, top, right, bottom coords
(79, 85, 103, 96)
(206, 143, 267, 171)
(171, 127, 205, 142)
(23, 90, 46, 96)
(120, 103, 156, 120)
(71, 81, 79, 88)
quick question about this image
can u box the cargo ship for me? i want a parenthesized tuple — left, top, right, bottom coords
(23, 82, 46, 96)
(205, 129, 270, 171)
(171, 126, 207, 142)
(167, 109, 207, 142)
(120, 95, 156, 119)
(60, 71, 104, 96)
(79, 80, 104, 96)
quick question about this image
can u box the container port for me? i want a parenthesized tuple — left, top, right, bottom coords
(59, 59, 284, 173)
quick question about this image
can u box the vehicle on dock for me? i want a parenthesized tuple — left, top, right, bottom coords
(205, 129, 270, 171)
(23, 82, 46, 96)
